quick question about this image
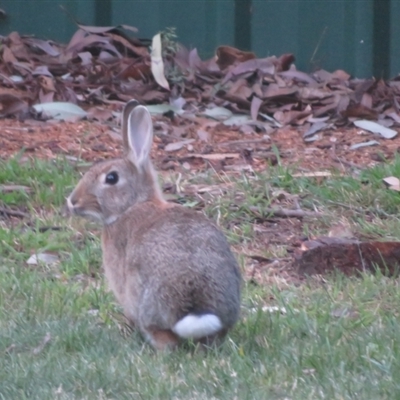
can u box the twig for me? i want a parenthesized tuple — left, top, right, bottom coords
(332, 155, 365, 171)
(249, 206, 323, 218)
(310, 26, 328, 65)
(32, 332, 51, 355)
(0, 206, 30, 219)
(216, 138, 271, 147)
(326, 200, 391, 218)
(0, 185, 31, 193)
(330, 146, 365, 170)
(5, 344, 16, 354)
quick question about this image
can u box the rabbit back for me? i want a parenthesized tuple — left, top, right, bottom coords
(102, 202, 241, 344)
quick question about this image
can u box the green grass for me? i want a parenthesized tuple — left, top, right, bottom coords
(2, 156, 400, 399)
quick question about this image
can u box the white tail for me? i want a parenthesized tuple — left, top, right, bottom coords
(172, 314, 222, 339)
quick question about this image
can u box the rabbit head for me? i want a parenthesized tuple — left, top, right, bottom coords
(67, 100, 165, 225)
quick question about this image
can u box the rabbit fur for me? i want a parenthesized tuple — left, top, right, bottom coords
(67, 100, 241, 350)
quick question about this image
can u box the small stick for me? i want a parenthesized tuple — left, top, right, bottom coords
(32, 332, 51, 355)
(216, 138, 271, 147)
(0, 206, 30, 219)
(330, 145, 365, 170)
(0, 185, 31, 193)
(249, 206, 322, 218)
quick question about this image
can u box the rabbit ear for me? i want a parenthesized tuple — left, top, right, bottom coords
(122, 99, 139, 151)
(122, 101, 153, 168)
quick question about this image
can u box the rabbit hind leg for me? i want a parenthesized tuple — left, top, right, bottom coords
(144, 328, 180, 351)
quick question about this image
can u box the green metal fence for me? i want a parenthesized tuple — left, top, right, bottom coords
(0, 0, 396, 78)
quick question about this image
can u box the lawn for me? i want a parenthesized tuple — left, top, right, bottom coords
(2, 155, 400, 399)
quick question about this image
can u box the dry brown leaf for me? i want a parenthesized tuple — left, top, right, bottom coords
(250, 96, 263, 121)
(383, 176, 400, 191)
(216, 45, 256, 70)
(0, 93, 29, 117)
(2, 46, 18, 63)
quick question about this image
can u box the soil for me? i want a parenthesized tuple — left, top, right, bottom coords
(0, 116, 397, 171)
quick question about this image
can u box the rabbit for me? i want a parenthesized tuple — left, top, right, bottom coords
(66, 100, 241, 350)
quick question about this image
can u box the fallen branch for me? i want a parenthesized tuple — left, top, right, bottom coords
(249, 206, 323, 218)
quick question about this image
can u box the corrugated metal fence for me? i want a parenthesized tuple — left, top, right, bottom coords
(0, 0, 396, 78)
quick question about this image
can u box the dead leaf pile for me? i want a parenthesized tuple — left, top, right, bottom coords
(0, 24, 153, 116)
(1, 26, 400, 138)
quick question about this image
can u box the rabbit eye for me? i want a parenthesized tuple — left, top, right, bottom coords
(105, 171, 119, 185)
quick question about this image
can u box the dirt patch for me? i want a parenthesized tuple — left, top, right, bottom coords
(0, 116, 397, 172)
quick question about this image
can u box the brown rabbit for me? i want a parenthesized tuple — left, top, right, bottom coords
(67, 100, 241, 350)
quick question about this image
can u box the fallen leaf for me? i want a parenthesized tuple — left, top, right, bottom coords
(304, 134, 320, 142)
(32, 102, 87, 121)
(223, 114, 252, 126)
(299, 87, 333, 100)
(216, 45, 256, 70)
(27, 253, 59, 265)
(250, 96, 263, 121)
(2, 46, 18, 63)
(202, 106, 232, 120)
(25, 38, 60, 56)
(197, 129, 209, 141)
(344, 105, 378, 119)
(328, 223, 354, 239)
(353, 120, 398, 139)
(77, 24, 138, 34)
(145, 104, 183, 115)
(377, 118, 394, 128)
(383, 176, 400, 191)
(165, 139, 195, 152)
(303, 121, 328, 138)
(259, 112, 282, 127)
(9, 75, 24, 83)
(279, 69, 317, 85)
(170, 96, 186, 110)
(150, 33, 170, 91)
(87, 106, 113, 122)
(350, 140, 380, 150)
(387, 112, 400, 124)
(222, 57, 276, 84)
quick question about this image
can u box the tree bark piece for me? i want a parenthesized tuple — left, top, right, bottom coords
(295, 237, 400, 276)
